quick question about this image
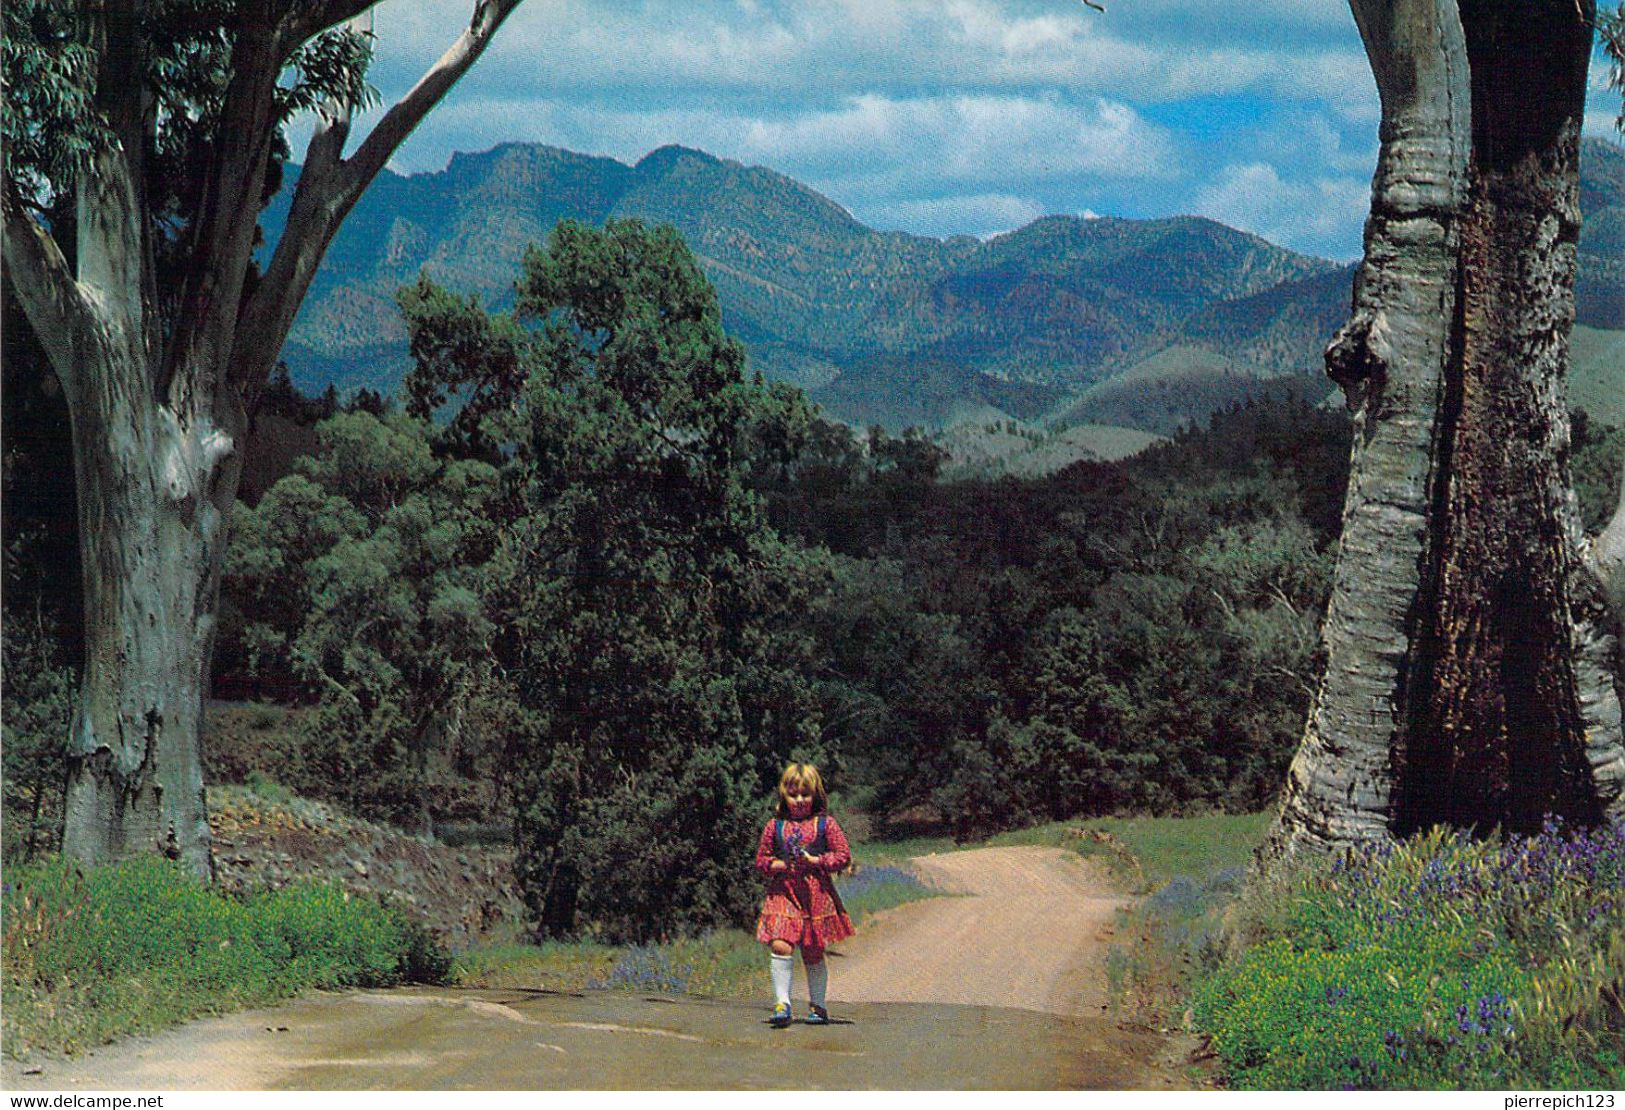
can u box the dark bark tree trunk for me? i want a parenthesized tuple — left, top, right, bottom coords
(3, 0, 524, 876)
(1264, 0, 1625, 863)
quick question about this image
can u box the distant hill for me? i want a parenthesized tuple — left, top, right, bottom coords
(1572, 325, 1625, 426)
(266, 139, 1623, 432)
(936, 421, 1165, 479)
(1579, 138, 1625, 329)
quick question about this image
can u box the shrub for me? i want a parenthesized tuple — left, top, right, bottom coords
(1194, 820, 1625, 1089)
(2, 855, 442, 1057)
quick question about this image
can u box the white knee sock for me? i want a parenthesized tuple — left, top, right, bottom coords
(770, 953, 793, 1006)
(805, 958, 828, 1009)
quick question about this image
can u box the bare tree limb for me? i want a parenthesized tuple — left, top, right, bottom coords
(164, 13, 286, 411)
(235, 0, 524, 391)
(339, 0, 524, 191)
(2, 200, 96, 398)
(164, 2, 363, 408)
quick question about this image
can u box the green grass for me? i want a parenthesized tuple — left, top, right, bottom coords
(451, 932, 766, 999)
(855, 834, 957, 864)
(1071, 812, 1272, 889)
(856, 811, 1272, 892)
(2, 855, 438, 1059)
(450, 939, 620, 991)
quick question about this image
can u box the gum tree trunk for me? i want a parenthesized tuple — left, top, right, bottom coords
(1263, 0, 1625, 863)
(60, 253, 241, 873)
(2, 0, 524, 875)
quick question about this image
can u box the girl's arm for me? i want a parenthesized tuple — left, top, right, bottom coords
(755, 821, 782, 877)
(811, 816, 852, 873)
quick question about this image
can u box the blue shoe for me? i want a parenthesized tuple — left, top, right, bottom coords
(769, 1003, 792, 1028)
(805, 1005, 830, 1025)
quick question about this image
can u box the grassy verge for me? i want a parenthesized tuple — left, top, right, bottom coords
(1194, 821, 1625, 1089)
(1091, 812, 1625, 1088)
(2, 855, 440, 1059)
(449, 842, 941, 1000)
(858, 812, 1270, 886)
(1070, 812, 1272, 890)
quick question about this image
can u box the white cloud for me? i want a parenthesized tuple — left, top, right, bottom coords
(362, 0, 1373, 109)
(1585, 108, 1622, 139)
(1193, 162, 1369, 261)
(883, 192, 1048, 239)
(1248, 111, 1378, 175)
(396, 92, 1178, 193)
(280, 0, 1607, 256)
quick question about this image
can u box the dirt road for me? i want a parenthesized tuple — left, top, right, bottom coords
(834, 845, 1129, 1015)
(1, 846, 1189, 1090)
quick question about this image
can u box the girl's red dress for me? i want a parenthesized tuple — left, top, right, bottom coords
(754, 814, 855, 950)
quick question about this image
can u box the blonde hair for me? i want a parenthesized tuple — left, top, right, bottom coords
(774, 762, 829, 818)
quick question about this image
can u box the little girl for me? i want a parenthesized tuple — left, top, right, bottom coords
(755, 761, 854, 1027)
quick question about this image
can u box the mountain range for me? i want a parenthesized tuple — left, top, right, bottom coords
(268, 139, 1625, 434)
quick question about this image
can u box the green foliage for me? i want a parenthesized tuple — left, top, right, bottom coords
(1599, 4, 1625, 135)
(785, 397, 1347, 838)
(401, 219, 826, 942)
(223, 410, 507, 828)
(1, 2, 108, 202)
(1194, 824, 1625, 1089)
(2, 855, 437, 1056)
(1, 2, 373, 212)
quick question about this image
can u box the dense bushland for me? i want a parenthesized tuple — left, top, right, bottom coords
(8, 208, 1622, 951)
(784, 396, 1352, 838)
(225, 220, 825, 942)
(1, 856, 440, 1055)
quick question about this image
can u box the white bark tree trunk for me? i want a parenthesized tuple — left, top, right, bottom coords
(3, 0, 524, 876)
(1265, 0, 1472, 855)
(62, 342, 237, 872)
(1264, 0, 1625, 864)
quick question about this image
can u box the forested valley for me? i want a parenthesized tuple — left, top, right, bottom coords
(8, 217, 1622, 945)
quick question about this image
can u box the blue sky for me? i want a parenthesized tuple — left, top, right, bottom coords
(331, 0, 1623, 261)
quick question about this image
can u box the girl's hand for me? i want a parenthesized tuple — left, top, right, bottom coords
(800, 849, 819, 868)
(769, 859, 788, 873)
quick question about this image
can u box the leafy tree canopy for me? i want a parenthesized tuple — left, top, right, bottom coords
(402, 220, 827, 940)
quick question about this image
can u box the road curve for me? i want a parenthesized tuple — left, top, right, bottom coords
(831, 845, 1131, 1015)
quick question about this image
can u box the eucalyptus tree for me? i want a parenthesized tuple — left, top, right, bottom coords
(1264, 0, 1625, 860)
(1, 0, 524, 874)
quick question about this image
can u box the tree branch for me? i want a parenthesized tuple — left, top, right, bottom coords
(235, 0, 524, 392)
(165, 12, 285, 410)
(2, 200, 96, 398)
(76, 0, 154, 363)
(340, 0, 524, 190)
